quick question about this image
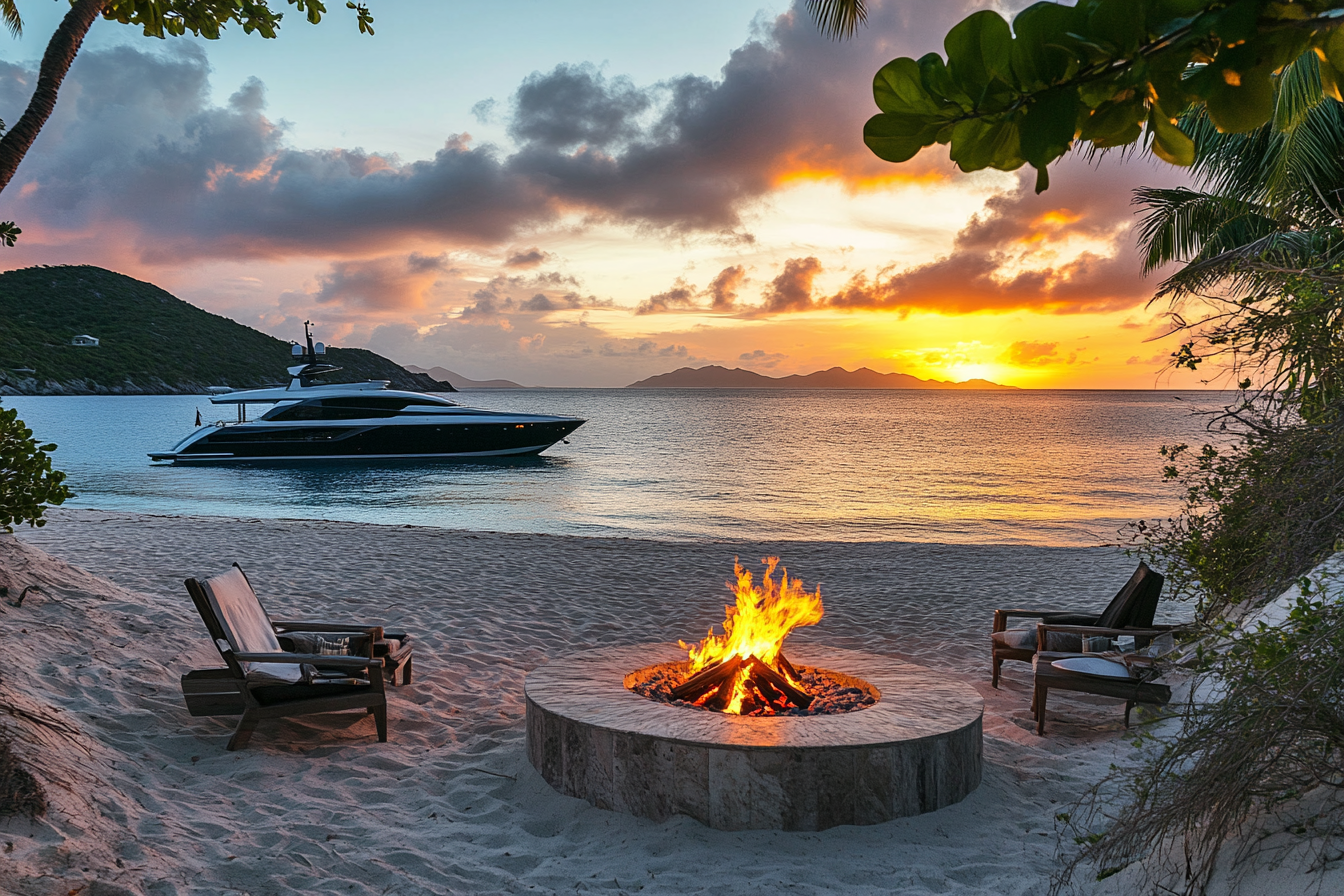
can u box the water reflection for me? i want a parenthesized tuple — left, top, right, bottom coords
(5, 390, 1234, 545)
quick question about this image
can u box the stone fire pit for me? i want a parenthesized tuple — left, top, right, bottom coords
(525, 643, 983, 831)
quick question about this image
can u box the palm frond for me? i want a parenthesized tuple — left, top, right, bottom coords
(0, 0, 20, 38)
(1155, 229, 1344, 300)
(1273, 51, 1327, 134)
(1134, 187, 1276, 273)
(805, 0, 866, 39)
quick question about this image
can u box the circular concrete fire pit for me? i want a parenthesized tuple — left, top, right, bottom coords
(525, 643, 983, 831)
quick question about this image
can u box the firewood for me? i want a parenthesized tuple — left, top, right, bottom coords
(745, 656, 814, 709)
(670, 655, 743, 702)
(776, 652, 800, 682)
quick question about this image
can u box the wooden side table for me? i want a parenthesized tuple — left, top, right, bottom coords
(1032, 651, 1171, 735)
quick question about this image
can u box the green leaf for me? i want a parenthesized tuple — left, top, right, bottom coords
(863, 113, 939, 163)
(873, 57, 942, 115)
(1010, 2, 1082, 87)
(1318, 24, 1344, 76)
(918, 52, 973, 110)
(1082, 95, 1148, 147)
(1033, 164, 1050, 193)
(1197, 0, 1260, 46)
(1199, 58, 1277, 134)
(1020, 86, 1080, 168)
(949, 118, 1024, 172)
(1149, 107, 1196, 165)
(1077, 78, 1125, 109)
(945, 10, 1014, 98)
(1316, 51, 1344, 103)
(1087, 0, 1147, 55)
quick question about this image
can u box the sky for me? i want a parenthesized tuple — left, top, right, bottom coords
(0, 0, 1209, 388)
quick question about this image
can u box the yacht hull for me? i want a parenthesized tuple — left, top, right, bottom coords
(151, 417, 583, 463)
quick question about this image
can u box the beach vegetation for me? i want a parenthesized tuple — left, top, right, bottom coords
(0, 397, 70, 531)
(0, 0, 374, 240)
(0, 734, 46, 818)
(1051, 53, 1344, 896)
(860, 0, 1344, 192)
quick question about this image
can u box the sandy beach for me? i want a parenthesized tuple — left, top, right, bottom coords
(1, 507, 1308, 896)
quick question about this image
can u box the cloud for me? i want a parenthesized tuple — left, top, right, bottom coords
(708, 265, 746, 310)
(470, 98, 497, 124)
(633, 264, 750, 314)
(636, 279, 698, 315)
(739, 348, 788, 368)
(509, 63, 650, 149)
(504, 247, 549, 268)
(819, 153, 1190, 316)
(761, 256, 822, 313)
(999, 341, 1078, 367)
(599, 340, 689, 358)
(0, 0, 978, 262)
(312, 253, 454, 311)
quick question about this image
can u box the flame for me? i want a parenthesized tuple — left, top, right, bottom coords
(678, 557, 823, 714)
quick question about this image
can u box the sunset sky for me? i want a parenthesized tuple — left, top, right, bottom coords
(0, 0, 1209, 389)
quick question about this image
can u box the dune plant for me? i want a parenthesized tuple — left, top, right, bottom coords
(0, 399, 71, 531)
(0, 734, 45, 818)
(1052, 54, 1344, 895)
(1055, 579, 1344, 895)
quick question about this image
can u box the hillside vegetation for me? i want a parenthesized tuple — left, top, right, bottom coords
(0, 266, 448, 394)
(626, 365, 1016, 389)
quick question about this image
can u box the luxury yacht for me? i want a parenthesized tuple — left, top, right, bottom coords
(149, 327, 584, 463)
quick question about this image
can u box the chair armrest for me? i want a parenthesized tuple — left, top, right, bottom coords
(231, 652, 380, 670)
(993, 609, 1098, 632)
(1035, 623, 1187, 652)
(1035, 623, 1184, 638)
(272, 620, 385, 640)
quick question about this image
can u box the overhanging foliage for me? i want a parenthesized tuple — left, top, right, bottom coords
(865, 1, 1344, 192)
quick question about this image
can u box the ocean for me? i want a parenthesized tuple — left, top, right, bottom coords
(4, 389, 1232, 546)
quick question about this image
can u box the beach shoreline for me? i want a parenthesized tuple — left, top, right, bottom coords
(1, 508, 1197, 895)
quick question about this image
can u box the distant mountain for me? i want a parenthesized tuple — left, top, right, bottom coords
(627, 365, 1018, 390)
(405, 365, 524, 389)
(0, 265, 453, 395)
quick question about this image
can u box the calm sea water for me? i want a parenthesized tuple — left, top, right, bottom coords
(4, 389, 1232, 546)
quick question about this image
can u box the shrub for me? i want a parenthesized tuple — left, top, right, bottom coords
(0, 400, 72, 531)
(1055, 581, 1344, 896)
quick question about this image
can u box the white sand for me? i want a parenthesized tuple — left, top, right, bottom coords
(0, 508, 1291, 896)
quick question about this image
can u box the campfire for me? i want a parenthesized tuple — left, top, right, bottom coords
(629, 557, 875, 716)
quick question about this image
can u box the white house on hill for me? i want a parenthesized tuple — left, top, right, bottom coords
(70, 334, 99, 347)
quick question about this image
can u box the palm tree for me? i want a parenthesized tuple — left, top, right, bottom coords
(1134, 52, 1344, 417)
(0, 0, 107, 197)
(0, 1, 372, 207)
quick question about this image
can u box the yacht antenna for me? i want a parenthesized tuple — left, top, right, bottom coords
(304, 319, 316, 364)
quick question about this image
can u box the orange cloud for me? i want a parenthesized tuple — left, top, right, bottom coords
(999, 340, 1080, 367)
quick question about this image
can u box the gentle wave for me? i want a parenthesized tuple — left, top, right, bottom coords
(4, 389, 1233, 546)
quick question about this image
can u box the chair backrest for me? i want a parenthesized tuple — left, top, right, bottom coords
(1096, 561, 1165, 629)
(186, 564, 301, 685)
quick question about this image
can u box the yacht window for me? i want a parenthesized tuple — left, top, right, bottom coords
(266, 397, 414, 420)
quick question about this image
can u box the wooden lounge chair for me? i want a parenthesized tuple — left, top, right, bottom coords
(990, 561, 1164, 687)
(182, 564, 393, 750)
(1031, 627, 1178, 734)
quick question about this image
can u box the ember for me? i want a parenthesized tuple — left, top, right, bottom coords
(638, 557, 849, 715)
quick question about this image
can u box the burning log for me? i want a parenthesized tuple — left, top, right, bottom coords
(743, 656, 813, 709)
(670, 655, 744, 702)
(668, 654, 815, 711)
(776, 651, 800, 682)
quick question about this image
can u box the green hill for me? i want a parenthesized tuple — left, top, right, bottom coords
(0, 265, 451, 394)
